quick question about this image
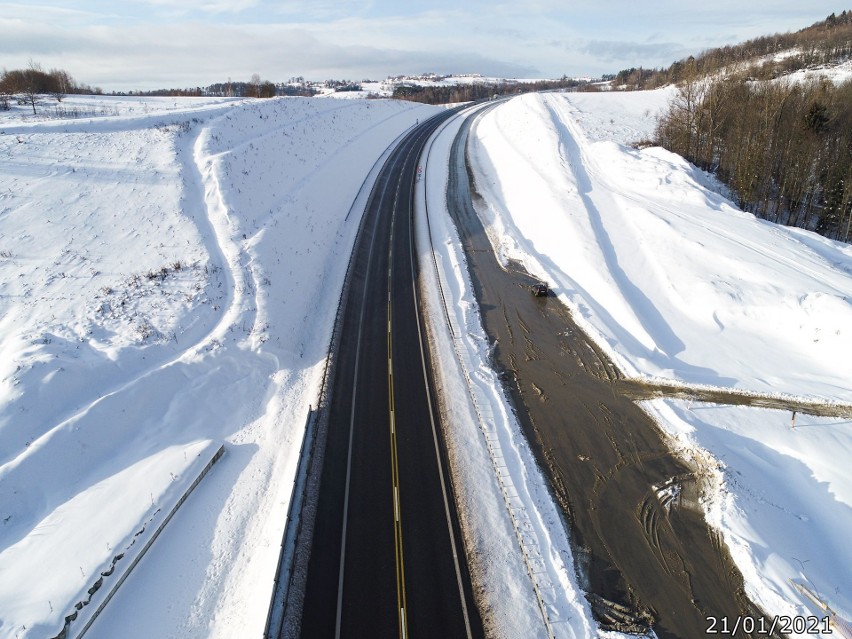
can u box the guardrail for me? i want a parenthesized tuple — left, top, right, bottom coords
(264, 408, 317, 639)
(49, 442, 226, 639)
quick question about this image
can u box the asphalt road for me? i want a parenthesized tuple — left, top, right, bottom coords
(298, 111, 483, 639)
(446, 107, 781, 639)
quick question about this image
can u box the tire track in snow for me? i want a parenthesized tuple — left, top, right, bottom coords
(0, 110, 262, 561)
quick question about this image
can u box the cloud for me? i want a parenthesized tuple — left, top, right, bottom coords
(0, 1, 844, 89)
(578, 39, 687, 65)
(0, 19, 538, 90)
(127, 0, 260, 12)
(0, 2, 108, 25)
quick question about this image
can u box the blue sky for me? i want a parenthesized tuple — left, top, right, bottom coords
(0, 1, 844, 90)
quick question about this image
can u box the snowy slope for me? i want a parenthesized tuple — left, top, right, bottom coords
(466, 89, 852, 635)
(418, 107, 637, 639)
(469, 91, 852, 403)
(0, 95, 438, 639)
(775, 58, 852, 85)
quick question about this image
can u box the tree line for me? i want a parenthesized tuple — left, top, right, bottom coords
(1, 61, 100, 113)
(614, 10, 852, 90)
(118, 76, 317, 98)
(655, 75, 852, 241)
(643, 10, 852, 242)
(0, 65, 314, 112)
(392, 77, 593, 105)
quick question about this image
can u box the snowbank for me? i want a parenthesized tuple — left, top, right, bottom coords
(645, 399, 852, 632)
(417, 105, 637, 638)
(468, 91, 852, 403)
(0, 95, 437, 639)
(466, 89, 852, 635)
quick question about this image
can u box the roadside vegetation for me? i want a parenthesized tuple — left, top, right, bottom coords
(656, 75, 852, 241)
(618, 11, 852, 242)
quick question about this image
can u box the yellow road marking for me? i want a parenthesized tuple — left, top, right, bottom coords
(388, 300, 408, 639)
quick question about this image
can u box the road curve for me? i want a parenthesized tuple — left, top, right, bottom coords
(297, 110, 484, 639)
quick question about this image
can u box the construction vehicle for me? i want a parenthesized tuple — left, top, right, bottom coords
(530, 282, 549, 297)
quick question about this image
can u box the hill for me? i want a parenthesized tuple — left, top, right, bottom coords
(466, 88, 852, 638)
(618, 11, 852, 242)
(613, 10, 852, 89)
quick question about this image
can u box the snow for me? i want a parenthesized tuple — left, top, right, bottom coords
(464, 89, 852, 635)
(643, 400, 852, 628)
(416, 109, 633, 638)
(2, 83, 850, 639)
(545, 88, 676, 145)
(468, 90, 852, 403)
(314, 74, 558, 100)
(0, 94, 438, 639)
(775, 59, 852, 85)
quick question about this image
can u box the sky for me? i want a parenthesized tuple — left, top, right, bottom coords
(0, 1, 846, 91)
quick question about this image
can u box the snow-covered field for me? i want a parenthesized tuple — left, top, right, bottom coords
(466, 89, 852, 635)
(2, 85, 850, 639)
(0, 94, 438, 639)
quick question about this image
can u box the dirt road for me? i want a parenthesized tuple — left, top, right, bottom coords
(444, 112, 808, 638)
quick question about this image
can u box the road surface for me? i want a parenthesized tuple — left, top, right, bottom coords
(297, 111, 483, 639)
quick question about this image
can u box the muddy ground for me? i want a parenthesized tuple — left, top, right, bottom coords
(439, 113, 838, 638)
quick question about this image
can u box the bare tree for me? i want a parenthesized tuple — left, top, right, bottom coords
(49, 68, 73, 102)
(656, 74, 852, 240)
(21, 59, 43, 114)
(0, 69, 10, 111)
(249, 73, 261, 98)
